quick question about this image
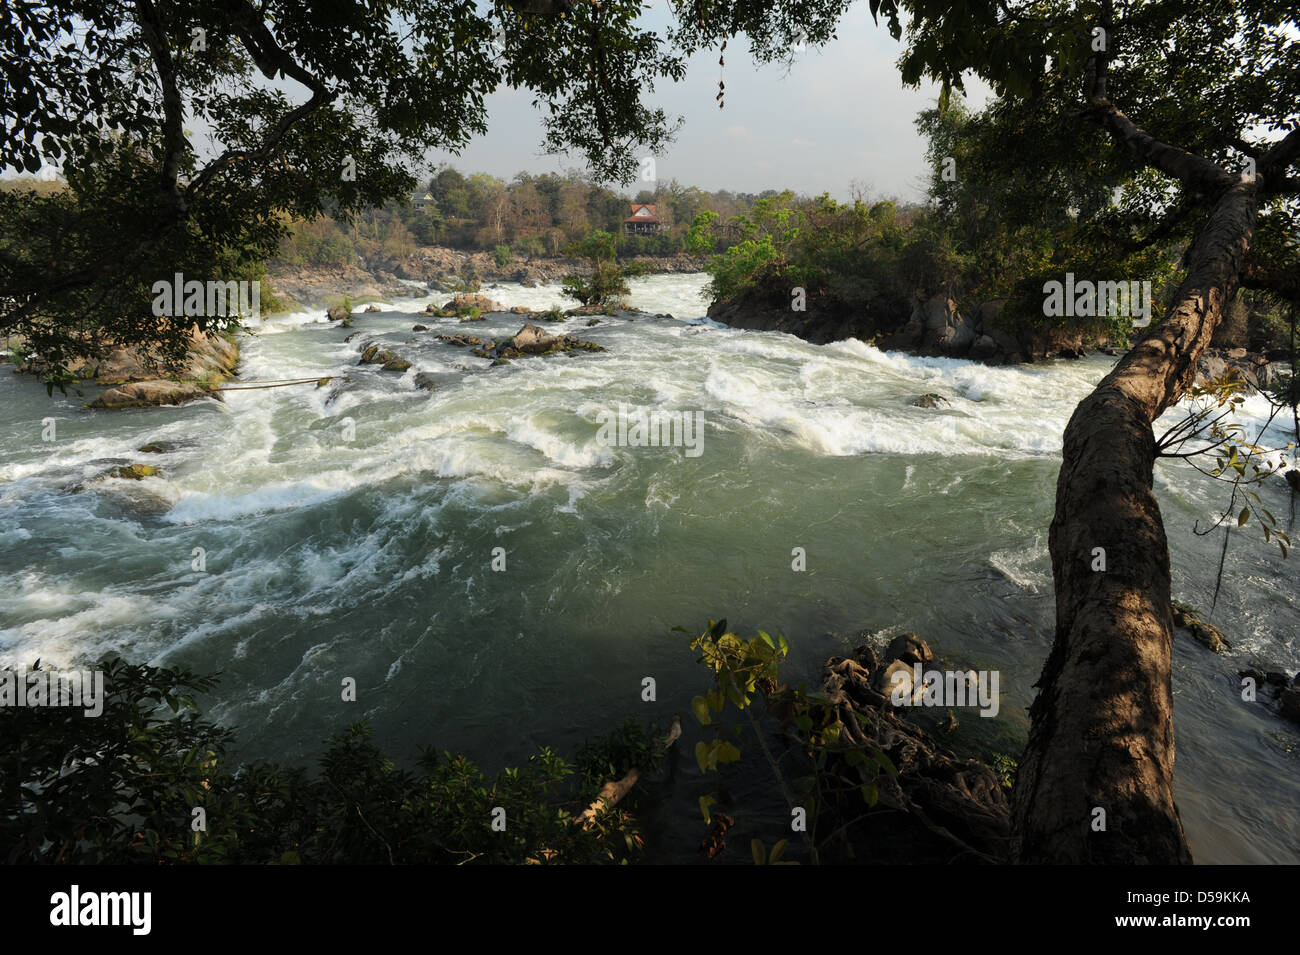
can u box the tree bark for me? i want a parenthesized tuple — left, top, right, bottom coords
(1011, 180, 1258, 863)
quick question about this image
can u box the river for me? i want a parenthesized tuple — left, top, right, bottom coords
(1, 272, 1296, 862)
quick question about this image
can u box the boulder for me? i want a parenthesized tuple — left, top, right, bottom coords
(1281, 688, 1300, 725)
(1171, 602, 1231, 654)
(104, 464, 159, 480)
(412, 324, 429, 332)
(440, 293, 502, 313)
(910, 393, 950, 409)
(90, 380, 210, 409)
(970, 334, 999, 362)
(510, 322, 551, 353)
(885, 633, 934, 667)
(327, 304, 351, 321)
(413, 373, 438, 392)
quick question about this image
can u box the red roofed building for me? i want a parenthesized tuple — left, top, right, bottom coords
(623, 203, 665, 235)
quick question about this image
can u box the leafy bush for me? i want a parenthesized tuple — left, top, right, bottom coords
(1, 659, 647, 865)
(561, 231, 631, 309)
(493, 244, 513, 268)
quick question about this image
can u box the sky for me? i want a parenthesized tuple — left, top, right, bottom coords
(425, 2, 992, 202)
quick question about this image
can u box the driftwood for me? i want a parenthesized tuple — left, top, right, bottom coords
(577, 715, 681, 830)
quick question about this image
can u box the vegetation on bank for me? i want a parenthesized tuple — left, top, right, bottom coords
(1, 624, 1018, 865)
(686, 102, 1299, 358)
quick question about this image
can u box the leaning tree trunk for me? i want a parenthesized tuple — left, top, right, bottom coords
(1011, 180, 1258, 864)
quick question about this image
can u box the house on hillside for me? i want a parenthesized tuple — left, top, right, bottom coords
(413, 192, 437, 213)
(623, 203, 664, 236)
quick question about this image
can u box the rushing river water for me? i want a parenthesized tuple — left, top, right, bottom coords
(1, 272, 1297, 863)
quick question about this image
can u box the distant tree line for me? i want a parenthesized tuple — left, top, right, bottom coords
(273, 166, 823, 268)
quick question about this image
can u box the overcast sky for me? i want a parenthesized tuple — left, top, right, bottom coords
(427, 2, 992, 202)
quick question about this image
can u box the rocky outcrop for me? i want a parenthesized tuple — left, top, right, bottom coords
(385, 246, 703, 287)
(358, 342, 412, 371)
(1195, 347, 1289, 394)
(436, 322, 605, 362)
(440, 293, 503, 313)
(1238, 669, 1300, 726)
(79, 329, 239, 409)
(268, 263, 419, 308)
(878, 297, 1030, 364)
(1172, 601, 1231, 654)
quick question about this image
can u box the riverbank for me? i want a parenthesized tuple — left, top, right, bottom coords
(709, 288, 1292, 390)
(267, 247, 704, 311)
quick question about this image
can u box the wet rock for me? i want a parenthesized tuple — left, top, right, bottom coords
(364, 304, 381, 313)
(1171, 601, 1231, 653)
(470, 322, 606, 362)
(104, 464, 159, 480)
(910, 393, 950, 409)
(885, 633, 934, 666)
(327, 304, 351, 321)
(137, 442, 177, 454)
(435, 334, 487, 348)
(440, 293, 502, 313)
(412, 324, 429, 332)
(382, 356, 411, 372)
(90, 381, 210, 408)
(1281, 689, 1300, 725)
(1265, 671, 1290, 688)
(413, 373, 437, 392)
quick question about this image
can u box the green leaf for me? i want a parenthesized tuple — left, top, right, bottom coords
(715, 740, 742, 763)
(751, 839, 766, 865)
(860, 784, 879, 807)
(698, 794, 716, 824)
(691, 695, 712, 726)
(769, 838, 788, 863)
(1239, 507, 1250, 527)
(695, 740, 710, 773)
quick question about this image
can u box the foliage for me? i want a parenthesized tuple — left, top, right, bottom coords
(561, 230, 631, 308)
(681, 620, 898, 865)
(1, 659, 646, 865)
(1, 0, 688, 378)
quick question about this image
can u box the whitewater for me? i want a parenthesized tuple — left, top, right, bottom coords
(1, 272, 1296, 862)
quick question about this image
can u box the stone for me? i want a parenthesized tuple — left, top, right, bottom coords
(90, 381, 209, 409)
(106, 464, 159, 480)
(885, 633, 933, 666)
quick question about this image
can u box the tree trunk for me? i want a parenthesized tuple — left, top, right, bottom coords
(1011, 180, 1257, 864)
